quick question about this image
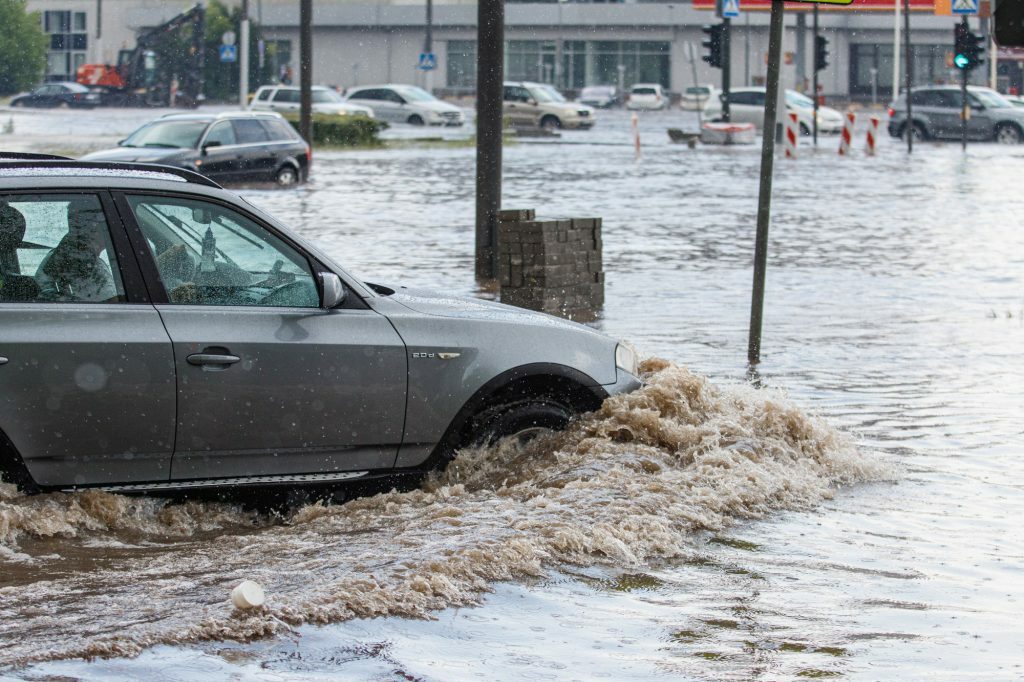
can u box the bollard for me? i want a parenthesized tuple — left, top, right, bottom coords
(865, 115, 880, 156)
(838, 111, 856, 155)
(784, 112, 799, 159)
(631, 112, 641, 160)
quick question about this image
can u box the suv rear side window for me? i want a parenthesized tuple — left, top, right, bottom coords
(0, 194, 126, 304)
(127, 195, 318, 308)
(272, 89, 299, 103)
(232, 119, 271, 144)
(260, 119, 297, 142)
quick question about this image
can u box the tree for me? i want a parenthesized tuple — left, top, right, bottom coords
(203, 0, 273, 102)
(0, 0, 46, 95)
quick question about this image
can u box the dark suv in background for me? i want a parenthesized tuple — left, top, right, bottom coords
(887, 86, 1024, 144)
(82, 112, 310, 186)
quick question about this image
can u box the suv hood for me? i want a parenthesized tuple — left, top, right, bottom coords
(374, 284, 603, 334)
(80, 147, 191, 162)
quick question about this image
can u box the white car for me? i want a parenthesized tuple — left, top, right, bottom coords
(703, 87, 844, 134)
(344, 84, 465, 126)
(626, 84, 668, 111)
(680, 84, 716, 111)
(250, 85, 375, 118)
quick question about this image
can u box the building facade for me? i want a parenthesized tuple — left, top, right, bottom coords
(26, 0, 999, 101)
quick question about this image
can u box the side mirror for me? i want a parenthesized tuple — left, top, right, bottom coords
(527, 98, 537, 106)
(202, 140, 221, 154)
(320, 272, 346, 308)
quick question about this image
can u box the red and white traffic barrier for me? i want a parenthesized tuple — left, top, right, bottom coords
(865, 115, 880, 156)
(784, 112, 799, 158)
(838, 111, 856, 155)
(631, 112, 641, 159)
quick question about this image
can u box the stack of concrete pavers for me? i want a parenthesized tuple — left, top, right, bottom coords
(497, 208, 604, 320)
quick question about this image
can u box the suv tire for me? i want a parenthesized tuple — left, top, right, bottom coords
(901, 122, 927, 142)
(470, 397, 574, 448)
(995, 123, 1022, 144)
(540, 115, 562, 132)
(275, 165, 299, 186)
(408, 114, 425, 126)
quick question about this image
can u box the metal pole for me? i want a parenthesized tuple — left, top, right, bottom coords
(689, 42, 703, 127)
(989, 16, 997, 90)
(95, 0, 103, 64)
(240, 0, 250, 109)
(893, 0, 901, 102)
(475, 0, 504, 280)
(747, 0, 785, 367)
(745, 12, 751, 86)
(904, 0, 912, 153)
(556, 0, 563, 88)
(812, 4, 819, 146)
(424, 0, 434, 92)
(796, 12, 806, 91)
(961, 17, 969, 151)
(723, 17, 731, 122)
(299, 0, 312, 148)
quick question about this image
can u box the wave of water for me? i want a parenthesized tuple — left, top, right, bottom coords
(0, 361, 885, 668)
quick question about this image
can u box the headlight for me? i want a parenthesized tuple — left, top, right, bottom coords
(615, 343, 639, 376)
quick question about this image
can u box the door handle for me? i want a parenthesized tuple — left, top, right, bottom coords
(0, 357, 7, 365)
(187, 353, 240, 366)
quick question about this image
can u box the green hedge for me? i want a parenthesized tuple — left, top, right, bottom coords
(284, 113, 388, 147)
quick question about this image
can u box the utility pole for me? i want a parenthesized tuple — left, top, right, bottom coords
(723, 16, 732, 122)
(240, 0, 250, 108)
(299, 0, 312, 149)
(475, 0, 504, 280)
(424, 0, 434, 92)
(747, 0, 785, 366)
(812, 4, 819, 145)
(904, 0, 913, 153)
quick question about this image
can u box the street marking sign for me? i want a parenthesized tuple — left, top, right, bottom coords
(219, 44, 237, 63)
(418, 53, 437, 71)
(952, 0, 978, 14)
(723, 0, 741, 18)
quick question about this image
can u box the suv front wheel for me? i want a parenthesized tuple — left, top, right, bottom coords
(995, 123, 1022, 144)
(901, 122, 927, 142)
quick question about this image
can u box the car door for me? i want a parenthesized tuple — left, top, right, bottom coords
(117, 192, 408, 481)
(0, 191, 175, 488)
(198, 120, 242, 181)
(728, 91, 762, 126)
(915, 90, 957, 139)
(966, 93, 996, 140)
(504, 86, 536, 126)
(271, 88, 300, 114)
(231, 119, 276, 181)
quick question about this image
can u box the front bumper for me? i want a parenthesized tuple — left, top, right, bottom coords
(599, 368, 643, 400)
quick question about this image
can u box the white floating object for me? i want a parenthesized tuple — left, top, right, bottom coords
(700, 121, 756, 145)
(231, 580, 266, 609)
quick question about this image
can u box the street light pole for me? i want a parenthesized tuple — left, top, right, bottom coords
(240, 0, 250, 108)
(424, 0, 433, 92)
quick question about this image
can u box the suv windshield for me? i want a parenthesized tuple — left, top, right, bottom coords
(311, 89, 343, 103)
(121, 120, 210, 149)
(396, 86, 436, 102)
(785, 91, 815, 108)
(971, 89, 1012, 108)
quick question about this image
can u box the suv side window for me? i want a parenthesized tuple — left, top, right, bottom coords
(384, 89, 405, 104)
(350, 89, 377, 100)
(730, 91, 756, 106)
(204, 121, 237, 147)
(127, 195, 318, 308)
(260, 119, 297, 141)
(0, 194, 126, 303)
(273, 89, 299, 103)
(232, 119, 270, 144)
(256, 88, 273, 101)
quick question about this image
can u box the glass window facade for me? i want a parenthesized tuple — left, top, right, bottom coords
(446, 39, 670, 91)
(43, 10, 87, 82)
(850, 42, 985, 99)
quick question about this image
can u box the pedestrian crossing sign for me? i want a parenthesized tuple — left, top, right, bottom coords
(952, 0, 978, 15)
(723, 0, 741, 18)
(418, 53, 437, 71)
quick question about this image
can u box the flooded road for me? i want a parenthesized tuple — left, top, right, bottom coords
(2, 108, 1023, 679)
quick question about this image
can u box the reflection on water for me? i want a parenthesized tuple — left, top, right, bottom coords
(4, 110, 1024, 679)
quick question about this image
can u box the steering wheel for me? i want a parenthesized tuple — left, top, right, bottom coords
(259, 279, 319, 307)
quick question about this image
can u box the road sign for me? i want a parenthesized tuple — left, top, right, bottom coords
(222, 31, 236, 46)
(219, 44, 237, 63)
(953, 0, 978, 14)
(418, 52, 437, 71)
(723, 0, 741, 18)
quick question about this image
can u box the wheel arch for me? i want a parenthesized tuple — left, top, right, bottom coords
(0, 427, 40, 494)
(408, 362, 609, 473)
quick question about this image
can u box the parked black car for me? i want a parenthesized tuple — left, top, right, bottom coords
(9, 82, 100, 109)
(81, 112, 310, 186)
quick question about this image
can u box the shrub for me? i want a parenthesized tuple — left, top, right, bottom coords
(284, 113, 388, 147)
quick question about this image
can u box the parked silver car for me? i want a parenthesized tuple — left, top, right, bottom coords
(0, 158, 640, 495)
(250, 85, 375, 118)
(343, 85, 465, 126)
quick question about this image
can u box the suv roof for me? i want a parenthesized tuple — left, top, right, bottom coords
(0, 159, 221, 188)
(156, 111, 287, 122)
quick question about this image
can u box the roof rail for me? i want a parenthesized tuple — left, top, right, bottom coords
(0, 160, 222, 188)
(0, 151, 73, 161)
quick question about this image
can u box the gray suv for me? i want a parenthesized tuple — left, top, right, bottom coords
(887, 86, 1024, 144)
(0, 158, 640, 495)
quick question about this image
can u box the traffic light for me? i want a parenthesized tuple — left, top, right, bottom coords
(814, 35, 829, 72)
(702, 23, 725, 69)
(954, 20, 985, 71)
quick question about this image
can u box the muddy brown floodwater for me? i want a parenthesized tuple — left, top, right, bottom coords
(2, 108, 1023, 680)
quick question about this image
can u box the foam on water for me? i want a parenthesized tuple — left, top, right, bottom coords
(0, 361, 885, 668)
